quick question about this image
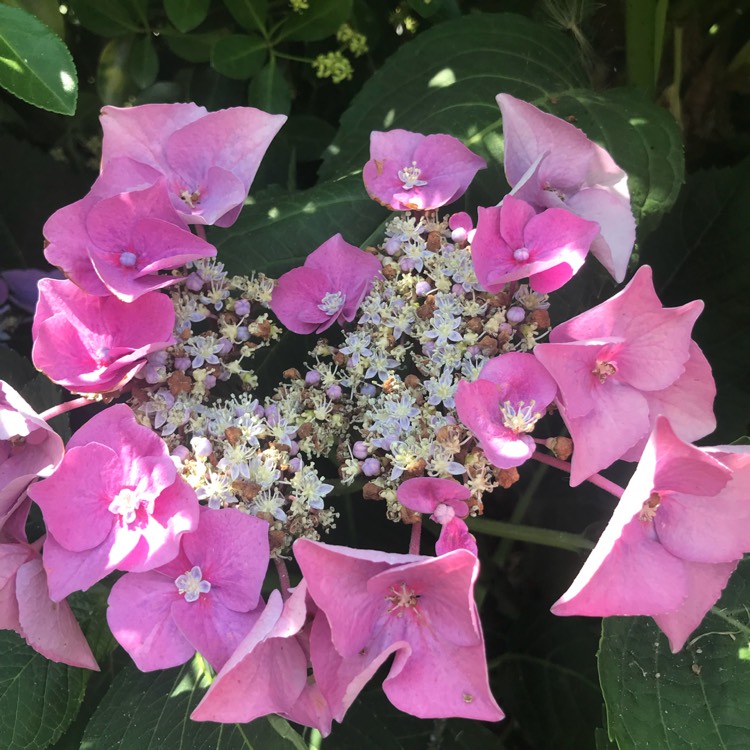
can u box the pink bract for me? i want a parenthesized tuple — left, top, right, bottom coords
(0, 381, 64, 531)
(295, 540, 503, 722)
(100, 103, 287, 227)
(271, 234, 382, 334)
(107, 507, 269, 672)
(192, 582, 333, 735)
(471, 195, 599, 293)
(363, 130, 486, 211)
(32, 278, 175, 395)
(533, 265, 716, 485)
(397, 477, 477, 556)
(28, 404, 199, 601)
(44, 180, 216, 301)
(552, 417, 750, 652)
(455, 352, 557, 469)
(497, 93, 636, 282)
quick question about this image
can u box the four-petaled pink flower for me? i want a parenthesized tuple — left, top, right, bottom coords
(107, 507, 269, 671)
(295, 539, 504, 723)
(44, 180, 216, 301)
(363, 130, 486, 211)
(32, 278, 175, 395)
(471, 195, 599, 293)
(1, 381, 64, 531)
(191, 581, 333, 735)
(533, 265, 716, 486)
(28, 405, 199, 601)
(271, 234, 382, 334)
(552, 417, 750, 652)
(497, 93, 636, 282)
(99, 103, 287, 227)
(455, 352, 557, 469)
(397, 477, 477, 556)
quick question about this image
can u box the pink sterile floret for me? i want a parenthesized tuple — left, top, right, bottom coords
(107, 506, 269, 672)
(552, 417, 750, 652)
(397, 477, 477, 556)
(471, 195, 599, 294)
(271, 234, 382, 334)
(44, 180, 216, 302)
(99, 103, 287, 227)
(32, 278, 175, 395)
(533, 265, 716, 486)
(0, 502, 98, 669)
(363, 130, 486, 212)
(497, 93, 636, 283)
(0, 381, 64, 531)
(295, 539, 504, 723)
(455, 352, 557, 469)
(192, 581, 333, 735)
(28, 404, 199, 601)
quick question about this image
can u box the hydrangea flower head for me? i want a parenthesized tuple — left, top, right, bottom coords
(363, 130, 486, 211)
(552, 417, 750, 652)
(497, 93, 636, 282)
(397, 477, 477, 555)
(472, 195, 599, 293)
(28, 405, 199, 600)
(191, 582, 333, 735)
(32, 278, 175, 395)
(534, 266, 716, 485)
(107, 507, 269, 671)
(1, 381, 64, 530)
(295, 540, 503, 722)
(271, 234, 382, 334)
(44, 180, 216, 301)
(99, 103, 287, 227)
(455, 352, 557, 469)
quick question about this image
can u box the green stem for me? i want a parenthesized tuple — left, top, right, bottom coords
(625, 0, 669, 94)
(468, 517, 594, 552)
(309, 728, 323, 750)
(274, 50, 315, 65)
(709, 607, 750, 639)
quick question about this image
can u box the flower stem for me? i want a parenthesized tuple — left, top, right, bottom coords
(38, 397, 92, 423)
(409, 521, 422, 555)
(531, 450, 625, 499)
(274, 557, 291, 600)
(194, 224, 207, 241)
(468, 517, 594, 552)
(309, 729, 323, 750)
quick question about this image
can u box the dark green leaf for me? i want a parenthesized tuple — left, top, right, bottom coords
(127, 34, 159, 89)
(69, 0, 147, 36)
(407, 0, 444, 18)
(163, 28, 229, 63)
(274, 0, 352, 42)
(134, 80, 184, 104)
(0, 4, 77, 115)
(81, 659, 306, 749)
(640, 157, 750, 442)
(9, 0, 66, 38)
(212, 175, 388, 277)
(284, 115, 336, 162)
(247, 60, 291, 115)
(96, 36, 137, 105)
(0, 631, 90, 750)
(599, 558, 750, 749)
(211, 33, 267, 80)
(222, 0, 267, 33)
(164, 0, 211, 33)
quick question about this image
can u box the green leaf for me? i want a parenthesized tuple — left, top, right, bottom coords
(222, 0, 267, 33)
(274, 0, 352, 43)
(96, 36, 137, 105)
(127, 34, 159, 89)
(212, 174, 388, 278)
(407, 0, 444, 19)
(80, 659, 306, 749)
(320, 13, 684, 231)
(247, 60, 291, 115)
(640, 157, 750, 442)
(284, 114, 336, 162)
(162, 28, 229, 63)
(69, 0, 147, 36)
(0, 4, 77, 115)
(211, 33, 267, 80)
(0, 631, 90, 750)
(164, 0, 211, 33)
(5, 0, 66, 38)
(599, 557, 750, 749)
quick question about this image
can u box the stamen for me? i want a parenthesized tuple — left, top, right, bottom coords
(500, 400, 542, 433)
(318, 291, 346, 315)
(592, 360, 617, 383)
(175, 565, 211, 602)
(385, 582, 421, 618)
(638, 492, 661, 522)
(513, 247, 530, 262)
(179, 188, 202, 208)
(108, 488, 141, 524)
(120, 251, 137, 268)
(398, 161, 429, 190)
